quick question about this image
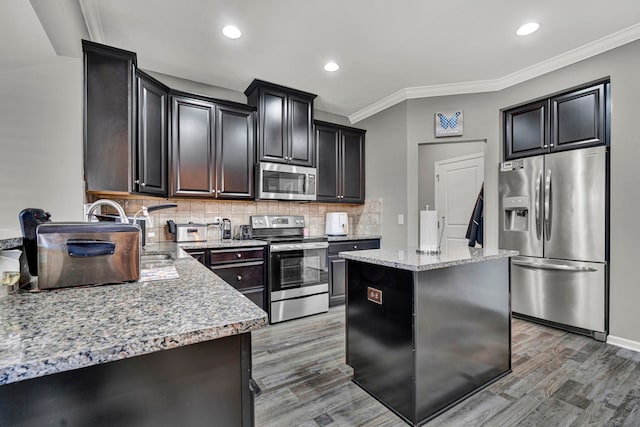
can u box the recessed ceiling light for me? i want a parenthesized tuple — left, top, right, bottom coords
(324, 61, 340, 72)
(516, 22, 540, 36)
(222, 25, 242, 39)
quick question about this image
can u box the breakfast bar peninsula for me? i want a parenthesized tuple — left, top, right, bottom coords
(341, 244, 517, 426)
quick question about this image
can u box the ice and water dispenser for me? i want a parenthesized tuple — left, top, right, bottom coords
(500, 159, 530, 233)
(503, 196, 530, 232)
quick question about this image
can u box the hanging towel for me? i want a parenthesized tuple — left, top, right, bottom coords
(465, 184, 484, 247)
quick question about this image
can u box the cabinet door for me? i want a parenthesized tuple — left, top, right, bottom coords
(83, 41, 135, 193)
(136, 73, 168, 196)
(504, 100, 549, 160)
(341, 129, 366, 203)
(329, 256, 346, 306)
(216, 105, 254, 199)
(170, 96, 215, 196)
(550, 83, 606, 152)
(288, 94, 314, 166)
(258, 88, 287, 163)
(242, 287, 265, 310)
(315, 123, 340, 202)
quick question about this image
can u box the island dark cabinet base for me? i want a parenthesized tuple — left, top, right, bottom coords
(346, 258, 511, 426)
(0, 333, 256, 427)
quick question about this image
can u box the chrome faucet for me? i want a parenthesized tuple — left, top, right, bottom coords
(85, 199, 129, 224)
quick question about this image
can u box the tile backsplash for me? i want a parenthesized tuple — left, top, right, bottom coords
(88, 195, 382, 243)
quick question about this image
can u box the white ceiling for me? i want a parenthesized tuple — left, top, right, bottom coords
(22, 0, 640, 122)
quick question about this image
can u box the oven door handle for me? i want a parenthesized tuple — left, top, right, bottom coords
(270, 242, 329, 252)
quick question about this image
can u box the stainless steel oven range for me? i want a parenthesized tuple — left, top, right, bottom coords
(251, 215, 328, 323)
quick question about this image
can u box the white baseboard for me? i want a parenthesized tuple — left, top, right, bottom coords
(607, 335, 640, 352)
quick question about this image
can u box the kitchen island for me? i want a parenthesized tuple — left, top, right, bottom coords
(0, 243, 267, 426)
(340, 244, 517, 426)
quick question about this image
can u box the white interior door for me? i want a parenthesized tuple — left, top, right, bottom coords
(435, 152, 484, 248)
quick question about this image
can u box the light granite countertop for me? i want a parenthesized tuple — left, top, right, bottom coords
(0, 243, 267, 385)
(326, 234, 381, 242)
(0, 229, 22, 250)
(339, 244, 518, 272)
(178, 239, 267, 250)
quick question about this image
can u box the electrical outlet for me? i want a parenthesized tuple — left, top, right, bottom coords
(398, 214, 404, 225)
(213, 216, 222, 224)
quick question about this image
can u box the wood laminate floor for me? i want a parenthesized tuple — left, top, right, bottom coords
(252, 306, 640, 426)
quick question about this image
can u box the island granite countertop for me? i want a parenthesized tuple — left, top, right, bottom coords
(0, 243, 267, 385)
(339, 244, 518, 272)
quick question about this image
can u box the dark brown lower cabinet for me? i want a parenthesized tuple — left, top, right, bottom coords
(187, 247, 266, 310)
(0, 333, 256, 427)
(328, 238, 380, 306)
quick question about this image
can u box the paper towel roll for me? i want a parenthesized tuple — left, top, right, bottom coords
(419, 209, 439, 253)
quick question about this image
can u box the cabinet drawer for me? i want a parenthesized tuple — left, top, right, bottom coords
(328, 239, 380, 255)
(211, 262, 264, 290)
(209, 248, 264, 264)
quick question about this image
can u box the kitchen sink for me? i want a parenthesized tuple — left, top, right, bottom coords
(140, 253, 174, 269)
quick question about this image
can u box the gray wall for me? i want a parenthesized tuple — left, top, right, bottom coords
(418, 141, 486, 212)
(358, 102, 408, 248)
(143, 70, 246, 103)
(146, 69, 351, 127)
(0, 56, 83, 230)
(360, 39, 640, 343)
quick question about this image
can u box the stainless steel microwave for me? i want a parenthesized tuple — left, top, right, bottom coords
(257, 162, 316, 201)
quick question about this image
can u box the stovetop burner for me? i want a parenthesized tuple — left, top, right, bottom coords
(250, 215, 327, 244)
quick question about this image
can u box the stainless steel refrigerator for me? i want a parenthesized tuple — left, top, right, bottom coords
(499, 146, 608, 341)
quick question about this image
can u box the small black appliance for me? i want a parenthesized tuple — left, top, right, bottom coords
(18, 208, 52, 276)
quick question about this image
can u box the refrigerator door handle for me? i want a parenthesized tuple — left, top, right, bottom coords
(535, 171, 542, 240)
(544, 168, 552, 240)
(512, 259, 598, 272)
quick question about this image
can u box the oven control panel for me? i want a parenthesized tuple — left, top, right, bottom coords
(250, 215, 305, 229)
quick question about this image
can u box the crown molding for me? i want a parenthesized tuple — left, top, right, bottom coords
(349, 22, 640, 124)
(79, 0, 105, 43)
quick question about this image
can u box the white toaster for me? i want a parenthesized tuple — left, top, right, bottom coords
(325, 212, 349, 236)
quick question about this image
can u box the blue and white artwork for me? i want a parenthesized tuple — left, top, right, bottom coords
(435, 110, 463, 137)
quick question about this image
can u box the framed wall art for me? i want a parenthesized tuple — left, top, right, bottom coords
(435, 110, 463, 137)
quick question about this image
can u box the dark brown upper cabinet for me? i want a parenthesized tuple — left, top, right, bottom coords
(550, 82, 607, 152)
(504, 99, 549, 160)
(315, 121, 366, 204)
(504, 80, 609, 160)
(170, 92, 254, 199)
(245, 80, 317, 167)
(83, 40, 137, 193)
(135, 70, 169, 196)
(215, 104, 255, 199)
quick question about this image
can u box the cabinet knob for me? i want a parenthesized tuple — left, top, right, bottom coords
(543, 145, 549, 148)
(237, 275, 242, 281)
(237, 253, 242, 258)
(134, 180, 140, 184)
(353, 245, 358, 249)
(217, 189, 221, 194)
(140, 182, 146, 187)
